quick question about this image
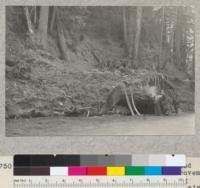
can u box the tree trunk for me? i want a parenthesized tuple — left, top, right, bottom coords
(38, 6, 49, 48)
(181, 26, 187, 69)
(133, 7, 142, 68)
(122, 7, 128, 56)
(127, 7, 135, 67)
(24, 7, 34, 34)
(56, 10, 71, 64)
(50, 7, 56, 34)
(34, 6, 37, 25)
(192, 50, 195, 80)
(158, 7, 165, 71)
(174, 7, 183, 68)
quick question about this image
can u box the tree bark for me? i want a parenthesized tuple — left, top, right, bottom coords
(181, 26, 187, 69)
(122, 7, 128, 55)
(133, 7, 142, 68)
(38, 6, 49, 48)
(158, 7, 165, 71)
(56, 10, 71, 63)
(192, 50, 195, 80)
(50, 7, 56, 34)
(127, 7, 135, 67)
(24, 7, 34, 34)
(174, 7, 183, 68)
(34, 6, 37, 25)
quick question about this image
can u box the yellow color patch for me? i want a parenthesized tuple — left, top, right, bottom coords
(107, 167, 125, 176)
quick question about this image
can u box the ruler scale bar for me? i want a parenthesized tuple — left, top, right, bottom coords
(13, 176, 186, 188)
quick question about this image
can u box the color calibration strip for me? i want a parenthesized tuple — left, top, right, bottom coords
(14, 166, 182, 176)
(14, 154, 185, 176)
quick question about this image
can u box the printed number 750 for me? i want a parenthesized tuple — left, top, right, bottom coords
(0, 163, 12, 169)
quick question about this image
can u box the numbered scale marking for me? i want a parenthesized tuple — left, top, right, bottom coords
(14, 176, 186, 188)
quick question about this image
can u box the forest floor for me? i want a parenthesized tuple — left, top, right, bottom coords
(5, 28, 195, 136)
(6, 30, 194, 119)
(6, 113, 195, 136)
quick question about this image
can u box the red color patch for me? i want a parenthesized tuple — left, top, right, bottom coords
(87, 167, 107, 175)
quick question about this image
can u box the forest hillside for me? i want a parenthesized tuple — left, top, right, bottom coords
(6, 6, 195, 118)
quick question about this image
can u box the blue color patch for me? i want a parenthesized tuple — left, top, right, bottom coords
(144, 166, 162, 175)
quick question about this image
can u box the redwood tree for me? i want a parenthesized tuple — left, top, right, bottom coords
(133, 6, 142, 68)
(38, 6, 49, 48)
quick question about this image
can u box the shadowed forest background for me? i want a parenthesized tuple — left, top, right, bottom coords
(6, 6, 195, 120)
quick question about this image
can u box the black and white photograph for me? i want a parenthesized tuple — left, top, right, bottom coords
(5, 6, 195, 136)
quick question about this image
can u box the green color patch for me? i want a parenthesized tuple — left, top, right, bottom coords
(125, 166, 145, 175)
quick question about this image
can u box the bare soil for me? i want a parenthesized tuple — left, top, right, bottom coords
(6, 113, 195, 136)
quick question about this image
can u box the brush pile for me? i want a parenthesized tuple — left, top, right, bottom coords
(6, 49, 193, 118)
